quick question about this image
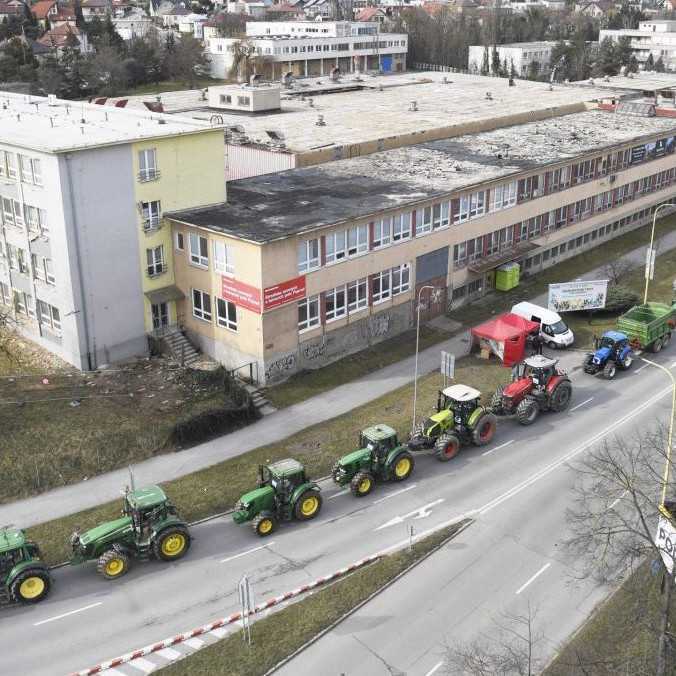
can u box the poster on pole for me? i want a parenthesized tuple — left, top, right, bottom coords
(655, 515, 676, 574)
(547, 280, 609, 312)
(441, 351, 455, 380)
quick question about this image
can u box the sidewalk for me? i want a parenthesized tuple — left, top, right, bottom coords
(3, 228, 676, 528)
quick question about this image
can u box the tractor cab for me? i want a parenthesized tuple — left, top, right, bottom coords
(517, 354, 560, 389)
(360, 424, 398, 460)
(438, 384, 482, 426)
(260, 459, 308, 503)
(595, 330, 629, 358)
(123, 485, 174, 535)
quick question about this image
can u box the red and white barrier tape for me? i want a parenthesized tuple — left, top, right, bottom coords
(70, 553, 380, 676)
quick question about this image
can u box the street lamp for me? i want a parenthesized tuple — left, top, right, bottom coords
(643, 202, 676, 304)
(411, 285, 440, 435)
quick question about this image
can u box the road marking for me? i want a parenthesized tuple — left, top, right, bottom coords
(155, 648, 181, 660)
(425, 661, 444, 676)
(372, 484, 417, 504)
(327, 488, 350, 500)
(375, 499, 444, 531)
(127, 657, 156, 673)
(570, 397, 594, 412)
(478, 385, 672, 516)
(33, 602, 102, 626)
(670, 361, 676, 370)
(516, 562, 551, 595)
(220, 543, 275, 564)
(609, 490, 628, 510)
(210, 626, 230, 638)
(635, 364, 649, 374)
(183, 637, 204, 650)
(482, 439, 515, 456)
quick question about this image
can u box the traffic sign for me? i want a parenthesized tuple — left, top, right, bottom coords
(441, 351, 455, 382)
(654, 515, 676, 574)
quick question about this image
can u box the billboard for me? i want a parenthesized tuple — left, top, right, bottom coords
(631, 136, 676, 164)
(263, 276, 306, 311)
(221, 277, 261, 313)
(655, 515, 676, 575)
(547, 280, 608, 312)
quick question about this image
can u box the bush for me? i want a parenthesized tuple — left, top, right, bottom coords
(604, 285, 640, 313)
(170, 404, 259, 448)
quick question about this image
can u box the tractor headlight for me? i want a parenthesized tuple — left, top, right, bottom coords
(455, 415, 462, 423)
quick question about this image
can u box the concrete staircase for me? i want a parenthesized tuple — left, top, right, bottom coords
(163, 330, 201, 367)
(243, 382, 276, 416)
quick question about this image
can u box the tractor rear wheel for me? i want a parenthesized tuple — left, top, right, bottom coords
(549, 381, 572, 412)
(294, 490, 323, 520)
(253, 513, 277, 537)
(620, 353, 633, 370)
(490, 386, 504, 413)
(653, 338, 664, 353)
(10, 568, 51, 604)
(663, 333, 672, 349)
(350, 471, 375, 497)
(97, 549, 130, 580)
(435, 433, 461, 461)
(154, 526, 191, 562)
(516, 398, 539, 425)
(472, 413, 497, 446)
(603, 362, 617, 379)
(390, 452, 414, 482)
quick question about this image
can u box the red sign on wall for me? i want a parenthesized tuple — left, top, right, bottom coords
(221, 276, 261, 313)
(263, 276, 307, 311)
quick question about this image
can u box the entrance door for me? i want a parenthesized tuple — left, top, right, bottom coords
(416, 277, 448, 322)
(151, 302, 169, 331)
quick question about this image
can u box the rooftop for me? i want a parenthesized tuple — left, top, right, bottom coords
(0, 527, 25, 553)
(105, 72, 631, 156)
(492, 41, 557, 49)
(127, 485, 167, 509)
(584, 71, 676, 93)
(0, 91, 222, 153)
(167, 108, 676, 243)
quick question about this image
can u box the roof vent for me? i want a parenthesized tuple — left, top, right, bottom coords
(409, 100, 418, 111)
(485, 91, 492, 100)
(158, 118, 167, 124)
(307, 97, 314, 107)
(442, 76, 447, 84)
(48, 94, 57, 106)
(315, 114, 326, 126)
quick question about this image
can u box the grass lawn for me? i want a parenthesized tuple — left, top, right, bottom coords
(159, 521, 467, 676)
(120, 78, 228, 96)
(27, 356, 509, 565)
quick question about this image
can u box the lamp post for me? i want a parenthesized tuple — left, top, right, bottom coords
(643, 202, 676, 304)
(411, 285, 439, 435)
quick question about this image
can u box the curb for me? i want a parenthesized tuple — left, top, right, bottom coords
(70, 553, 380, 676)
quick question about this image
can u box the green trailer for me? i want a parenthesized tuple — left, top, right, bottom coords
(616, 302, 676, 353)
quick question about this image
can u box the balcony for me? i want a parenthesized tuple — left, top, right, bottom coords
(138, 169, 161, 183)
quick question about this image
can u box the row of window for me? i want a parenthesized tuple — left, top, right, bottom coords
(0, 242, 55, 285)
(0, 283, 60, 333)
(0, 151, 42, 186)
(1, 197, 49, 236)
(175, 231, 235, 276)
(192, 289, 238, 332)
(259, 40, 405, 56)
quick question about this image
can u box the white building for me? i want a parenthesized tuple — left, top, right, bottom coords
(468, 41, 556, 77)
(206, 20, 408, 79)
(600, 20, 676, 70)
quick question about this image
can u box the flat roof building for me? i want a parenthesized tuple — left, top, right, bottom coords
(468, 41, 557, 78)
(600, 20, 676, 71)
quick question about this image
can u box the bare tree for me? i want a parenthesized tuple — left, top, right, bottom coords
(602, 258, 634, 286)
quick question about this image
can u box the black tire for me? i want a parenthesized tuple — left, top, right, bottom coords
(619, 353, 633, 370)
(389, 451, 414, 482)
(97, 549, 130, 580)
(472, 412, 497, 446)
(350, 471, 375, 497)
(10, 568, 51, 604)
(603, 362, 617, 379)
(434, 433, 461, 461)
(663, 333, 672, 349)
(653, 338, 664, 353)
(153, 525, 191, 562)
(490, 386, 504, 413)
(583, 354, 594, 369)
(516, 397, 539, 425)
(294, 489, 323, 520)
(252, 512, 277, 537)
(547, 341, 557, 350)
(549, 380, 573, 412)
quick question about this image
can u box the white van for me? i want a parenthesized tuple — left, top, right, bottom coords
(511, 301, 574, 349)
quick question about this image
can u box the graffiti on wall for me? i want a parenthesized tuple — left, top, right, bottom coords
(301, 340, 327, 361)
(368, 313, 392, 339)
(265, 353, 296, 381)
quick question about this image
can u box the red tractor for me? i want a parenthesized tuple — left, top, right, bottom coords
(491, 354, 573, 425)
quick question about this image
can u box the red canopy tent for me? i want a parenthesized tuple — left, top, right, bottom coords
(470, 313, 539, 366)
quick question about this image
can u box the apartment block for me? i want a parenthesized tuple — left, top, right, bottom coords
(167, 108, 676, 384)
(0, 93, 225, 370)
(468, 41, 556, 77)
(601, 20, 676, 70)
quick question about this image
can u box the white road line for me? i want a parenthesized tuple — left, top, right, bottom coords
(516, 563, 551, 595)
(327, 488, 350, 500)
(155, 648, 182, 661)
(570, 397, 594, 412)
(482, 439, 515, 456)
(220, 543, 275, 564)
(183, 637, 204, 650)
(373, 484, 417, 504)
(127, 657, 156, 673)
(670, 361, 676, 370)
(424, 661, 445, 676)
(33, 601, 102, 626)
(635, 364, 649, 374)
(609, 490, 628, 510)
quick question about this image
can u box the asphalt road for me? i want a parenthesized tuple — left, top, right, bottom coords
(2, 347, 675, 675)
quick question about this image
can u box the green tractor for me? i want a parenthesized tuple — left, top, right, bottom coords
(408, 384, 497, 461)
(331, 424, 415, 497)
(0, 527, 51, 605)
(233, 459, 322, 537)
(70, 485, 191, 580)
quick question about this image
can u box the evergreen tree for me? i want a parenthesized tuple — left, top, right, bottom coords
(655, 56, 665, 72)
(646, 52, 655, 70)
(481, 45, 489, 75)
(628, 54, 638, 73)
(491, 45, 500, 75)
(509, 58, 516, 79)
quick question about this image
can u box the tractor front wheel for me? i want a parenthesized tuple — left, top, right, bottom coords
(549, 381, 573, 412)
(472, 413, 497, 446)
(253, 513, 277, 537)
(154, 526, 191, 562)
(294, 490, 323, 520)
(620, 353, 633, 370)
(350, 471, 375, 497)
(97, 549, 130, 580)
(435, 433, 461, 461)
(516, 398, 539, 425)
(490, 386, 504, 413)
(10, 569, 51, 604)
(390, 452, 415, 482)
(603, 362, 617, 379)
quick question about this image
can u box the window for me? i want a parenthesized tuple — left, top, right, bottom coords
(453, 241, 467, 266)
(44, 258, 55, 285)
(417, 206, 432, 234)
(19, 155, 32, 183)
(0, 281, 9, 305)
(141, 200, 161, 231)
(468, 278, 483, 295)
(372, 270, 391, 303)
(348, 224, 367, 256)
(10, 246, 28, 274)
(467, 236, 483, 262)
(392, 212, 411, 241)
(391, 263, 410, 295)
(192, 289, 212, 321)
(469, 191, 486, 218)
(38, 208, 48, 236)
(213, 241, 235, 276)
(176, 232, 184, 251)
(237, 96, 250, 106)
(373, 218, 391, 248)
(491, 181, 517, 211)
(146, 245, 165, 277)
(325, 285, 346, 321)
(189, 232, 209, 267)
(25, 206, 39, 234)
(216, 298, 237, 331)
(298, 238, 320, 273)
(12, 200, 22, 227)
(298, 295, 320, 331)
(219, 94, 232, 104)
(37, 300, 60, 333)
(452, 285, 466, 301)
(2, 197, 14, 226)
(5, 152, 16, 180)
(347, 278, 367, 313)
(455, 195, 470, 224)
(325, 230, 346, 263)
(31, 158, 42, 186)
(433, 203, 450, 229)
(138, 148, 158, 181)
(31, 254, 45, 282)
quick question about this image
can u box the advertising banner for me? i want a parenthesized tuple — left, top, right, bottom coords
(263, 276, 307, 311)
(655, 515, 676, 575)
(547, 280, 608, 312)
(221, 277, 261, 313)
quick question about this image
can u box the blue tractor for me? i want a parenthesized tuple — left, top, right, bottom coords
(582, 330, 634, 380)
